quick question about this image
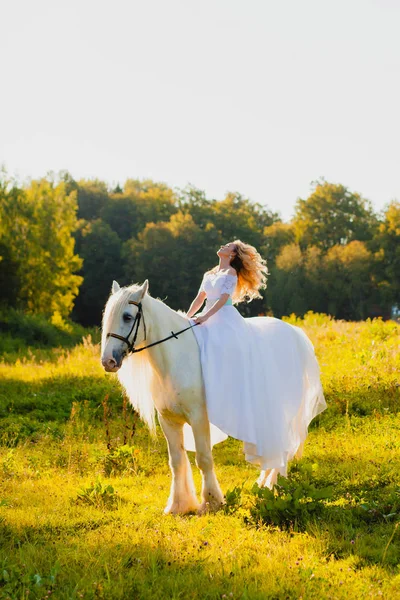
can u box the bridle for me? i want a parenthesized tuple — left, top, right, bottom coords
(106, 300, 199, 356)
(106, 300, 145, 355)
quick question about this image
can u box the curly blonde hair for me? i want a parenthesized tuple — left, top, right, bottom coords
(210, 240, 269, 304)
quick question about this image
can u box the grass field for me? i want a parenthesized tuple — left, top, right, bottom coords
(0, 312, 399, 599)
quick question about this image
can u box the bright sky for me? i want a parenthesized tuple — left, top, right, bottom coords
(1, 0, 399, 221)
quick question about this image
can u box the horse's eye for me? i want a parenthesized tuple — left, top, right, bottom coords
(123, 313, 132, 322)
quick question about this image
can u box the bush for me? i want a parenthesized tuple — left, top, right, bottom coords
(0, 308, 96, 353)
(223, 484, 244, 515)
(75, 479, 119, 509)
(247, 475, 333, 531)
(101, 445, 141, 477)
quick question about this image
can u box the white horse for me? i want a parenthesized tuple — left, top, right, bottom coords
(101, 280, 227, 514)
(101, 280, 318, 514)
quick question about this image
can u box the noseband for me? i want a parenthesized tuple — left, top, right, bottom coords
(106, 300, 199, 356)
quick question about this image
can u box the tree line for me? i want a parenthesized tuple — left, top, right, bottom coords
(0, 169, 399, 326)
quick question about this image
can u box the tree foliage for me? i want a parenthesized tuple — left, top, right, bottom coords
(293, 181, 378, 250)
(100, 180, 178, 241)
(73, 220, 124, 325)
(124, 211, 220, 311)
(0, 173, 82, 318)
(372, 201, 400, 306)
(0, 170, 397, 324)
(323, 241, 374, 320)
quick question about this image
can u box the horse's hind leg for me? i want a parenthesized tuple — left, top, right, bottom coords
(191, 411, 224, 513)
(257, 469, 272, 488)
(257, 465, 288, 489)
(159, 415, 199, 515)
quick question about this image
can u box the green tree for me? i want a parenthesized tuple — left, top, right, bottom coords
(293, 181, 378, 250)
(101, 193, 143, 241)
(0, 173, 82, 317)
(75, 179, 109, 221)
(23, 179, 83, 317)
(0, 173, 23, 306)
(124, 179, 178, 224)
(178, 186, 216, 229)
(322, 241, 375, 319)
(179, 187, 278, 247)
(124, 211, 221, 311)
(73, 220, 124, 325)
(267, 244, 308, 317)
(0, 242, 20, 306)
(302, 245, 327, 313)
(371, 201, 400, 310)
(213, 192, 278, 247)
(101, 180, 178, 241)
(266, 241, 377, 319)
(262, 221, 295, 262)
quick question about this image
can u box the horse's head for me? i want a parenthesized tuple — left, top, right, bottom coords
(101, 279, 149, 372)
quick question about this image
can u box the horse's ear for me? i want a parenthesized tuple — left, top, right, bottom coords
(139, 279, 149, 299)
(112, 280, 120, 294)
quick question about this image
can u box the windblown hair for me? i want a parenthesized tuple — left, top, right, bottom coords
(211, 240, 269, 304)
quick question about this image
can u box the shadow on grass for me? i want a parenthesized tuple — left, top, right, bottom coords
(0, 515, 397, 600)
(266, 460, 400, 568)
(0, 375, 122, 446)
(324, 384, 400, 420)
(309, 503, 400, 568)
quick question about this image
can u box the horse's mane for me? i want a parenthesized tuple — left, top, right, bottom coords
(102, 284, 188, 434)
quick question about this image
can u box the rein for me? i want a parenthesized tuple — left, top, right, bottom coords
(106, 300, 199, 355)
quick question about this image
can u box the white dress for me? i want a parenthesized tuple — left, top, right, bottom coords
(184, 270, 326, 470)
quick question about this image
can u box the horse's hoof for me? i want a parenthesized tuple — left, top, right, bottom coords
(197, 501, 211, 515)
(198, 496, 224, 515)
(164, 499, 200, 515)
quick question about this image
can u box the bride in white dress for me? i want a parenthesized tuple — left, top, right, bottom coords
(186, 240, 326, 480)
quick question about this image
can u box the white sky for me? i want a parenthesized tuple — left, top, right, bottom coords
(1, 0, 399, 221)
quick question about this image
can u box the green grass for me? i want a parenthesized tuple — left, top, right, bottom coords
(0, 313, 399, 599)
(0, 308, 98, 358)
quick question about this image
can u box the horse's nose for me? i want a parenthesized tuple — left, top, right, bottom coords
(102, 357, 118, 372)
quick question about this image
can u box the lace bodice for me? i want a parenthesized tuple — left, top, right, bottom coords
(199, 271, 237, 301)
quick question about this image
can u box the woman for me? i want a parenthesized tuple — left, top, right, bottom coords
(186, 240, 326, 474)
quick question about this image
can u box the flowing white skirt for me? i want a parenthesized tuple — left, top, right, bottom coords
(184, 305, 326, 470)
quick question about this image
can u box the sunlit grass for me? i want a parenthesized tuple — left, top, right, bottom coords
(0, 314, 399, 598)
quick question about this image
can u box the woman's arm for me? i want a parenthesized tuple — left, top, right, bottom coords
(187, 291, 206, 318)
(193, 293, 229, 324)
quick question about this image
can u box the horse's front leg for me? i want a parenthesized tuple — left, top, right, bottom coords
(191, 409, 224, 513)
(158, 414, 199, 515)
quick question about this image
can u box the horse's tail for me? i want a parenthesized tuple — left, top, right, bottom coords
(117, 352, 156, 434)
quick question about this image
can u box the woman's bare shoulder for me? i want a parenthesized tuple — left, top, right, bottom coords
(205, 266, 237, 277)
(205, 266, 219, 274)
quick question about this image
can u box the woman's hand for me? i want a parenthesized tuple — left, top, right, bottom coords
(193, 294, 230, 324)
(193, 314, 208, 325)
